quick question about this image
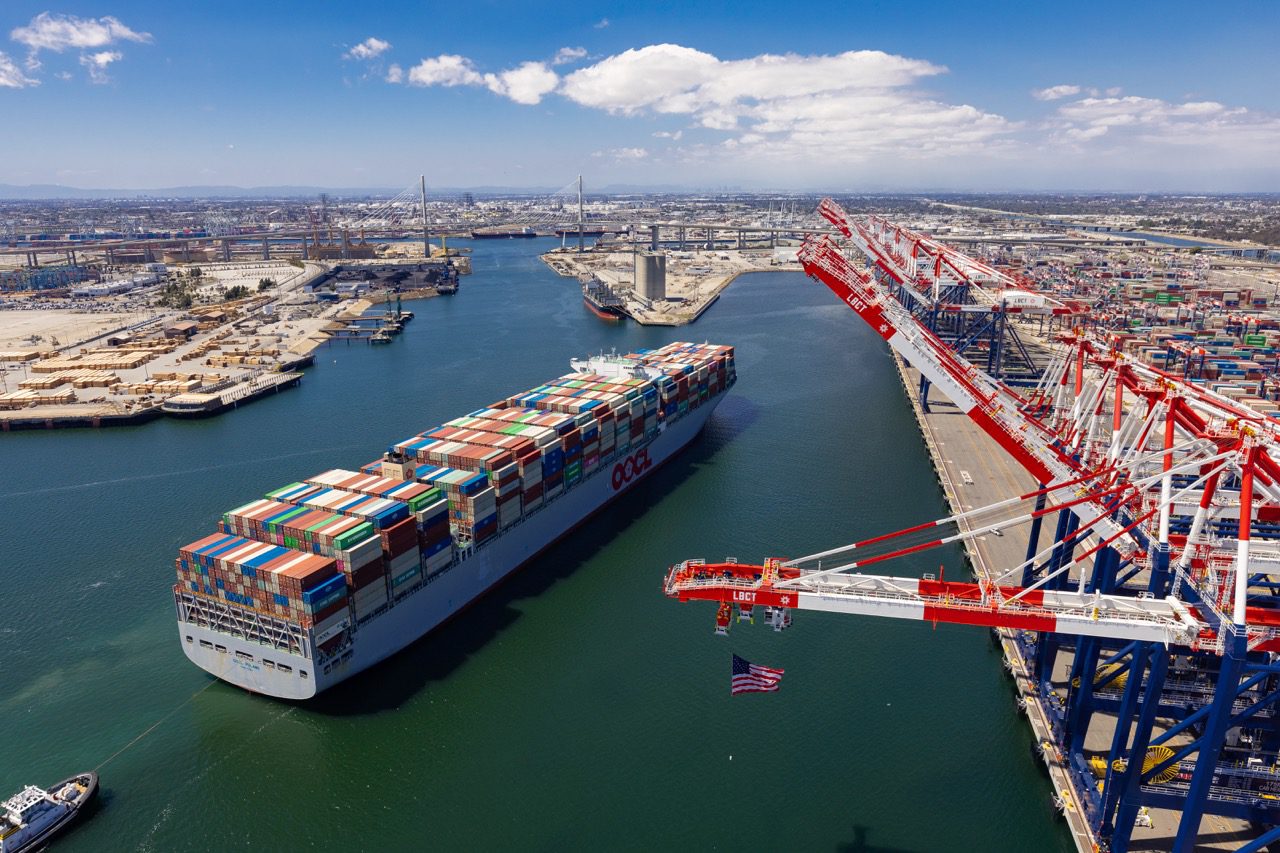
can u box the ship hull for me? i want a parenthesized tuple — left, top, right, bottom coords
(177, 393, 725, 700)
(582, 294, 624, 322)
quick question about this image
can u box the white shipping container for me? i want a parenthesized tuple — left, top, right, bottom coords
(338, 535, 383, 571)
(387, 548, 422, 575)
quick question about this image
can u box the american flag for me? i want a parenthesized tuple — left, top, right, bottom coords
(731, 654, 784, 695)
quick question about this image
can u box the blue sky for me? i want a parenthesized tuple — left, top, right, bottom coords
(1, 1, 1277, 191)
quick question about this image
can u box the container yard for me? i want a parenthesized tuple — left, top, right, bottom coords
(173, 342, 737, 699)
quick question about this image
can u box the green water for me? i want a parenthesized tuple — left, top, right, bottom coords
(0, 239, 1070, 851)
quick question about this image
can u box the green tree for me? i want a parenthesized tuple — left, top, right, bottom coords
(258, 277, 276, 291)
(224, 285, 250, 300)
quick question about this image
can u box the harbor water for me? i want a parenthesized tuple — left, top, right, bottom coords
(0, 239, 1070, 851)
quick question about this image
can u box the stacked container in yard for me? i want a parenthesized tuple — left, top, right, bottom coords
(175, 533, 346, 633)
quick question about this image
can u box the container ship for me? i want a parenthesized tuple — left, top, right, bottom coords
(174, 342, 737, 699)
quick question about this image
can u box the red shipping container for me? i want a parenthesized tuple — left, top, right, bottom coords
(380, 516, 419, 557)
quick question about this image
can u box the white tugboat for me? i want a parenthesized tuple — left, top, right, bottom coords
(0, 773, 98, 853)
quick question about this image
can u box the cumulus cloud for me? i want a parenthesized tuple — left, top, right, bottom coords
(594, 18, 610, 29)
(12, 12, 149, 57)
(344, 37, 390, 61)
(552, 46, 587, 66)
(406, 54, 483, 87)
(561, 45, 944, 115)
(396, 43, 1012, 161)
(400, 54, 557, 104)
(1042, 93, 1280, 171)
(9, 12, 149, 83)
(653, 130, 683, 140)
(557, 45, 1011, 162)
(385, 63, 403, 84)
(1032, 84, 1081, 101)
(79, 50, 122, 84)
(482, 61, 558, 104)
(0, 51, 38, 88)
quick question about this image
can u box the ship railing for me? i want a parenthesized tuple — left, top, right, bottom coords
(176, 590, 310, 658)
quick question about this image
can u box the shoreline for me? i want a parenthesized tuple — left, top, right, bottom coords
(541, 251, 798, 326)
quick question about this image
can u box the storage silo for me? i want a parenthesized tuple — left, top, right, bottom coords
(636, 252, 666, 301)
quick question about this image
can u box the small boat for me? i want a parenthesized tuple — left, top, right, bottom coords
(1, 773, 98, 853)
(370, 329, 393, 344)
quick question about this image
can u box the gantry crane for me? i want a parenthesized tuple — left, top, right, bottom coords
(665, 198, 1280, 853)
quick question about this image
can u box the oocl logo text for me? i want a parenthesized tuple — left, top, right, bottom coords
(611, 449, 653, 491)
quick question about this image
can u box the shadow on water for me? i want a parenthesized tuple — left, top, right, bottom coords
(836, 825, 921, 853)
(306, 396, 761, 715)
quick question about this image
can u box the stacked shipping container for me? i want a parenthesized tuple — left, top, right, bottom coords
(175, 343, 736, 641)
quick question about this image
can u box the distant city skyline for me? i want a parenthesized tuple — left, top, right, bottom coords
(1, 1, 1277, 192)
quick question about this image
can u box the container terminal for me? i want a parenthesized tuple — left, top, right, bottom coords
(662, 198, 1280, 853)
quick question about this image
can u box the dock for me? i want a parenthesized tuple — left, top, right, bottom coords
(892, 353, 1258, 851)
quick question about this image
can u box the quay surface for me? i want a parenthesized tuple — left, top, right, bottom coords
(891, 354, 1256, 852)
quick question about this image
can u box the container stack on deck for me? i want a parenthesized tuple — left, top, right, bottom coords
(174, 343, 736, 638)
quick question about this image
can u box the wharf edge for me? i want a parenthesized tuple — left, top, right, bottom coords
(891, 351, 1098, 853)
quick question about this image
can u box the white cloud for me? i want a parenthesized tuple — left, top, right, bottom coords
(79, 50, 122, 84)
(400, 54, 558, 104)
(1032, 84, 1081, 101)
(406, 54, 483, 87)
(653, 130, 682, 140)
(11, 12, 149, 54)
(594, 18, 610, 29)
(556, 44, 1008, 163)
(482, 61, 558, 104)
(1047, 94, 1280, 160)
(344, 37, 391, 61)
(385, 63, 403, 84)
(593, 146, 649, 161)
(552, 46, 587, 66)
(0, 51, 38, 88)
(560, 45, 944, 115)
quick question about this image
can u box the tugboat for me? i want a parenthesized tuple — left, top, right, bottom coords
(1, 773, 98, 852)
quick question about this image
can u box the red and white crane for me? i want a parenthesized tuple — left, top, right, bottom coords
(667, 198, 1280, 649)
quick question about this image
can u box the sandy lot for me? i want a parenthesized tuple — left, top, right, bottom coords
(0, 310, 148, 350)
